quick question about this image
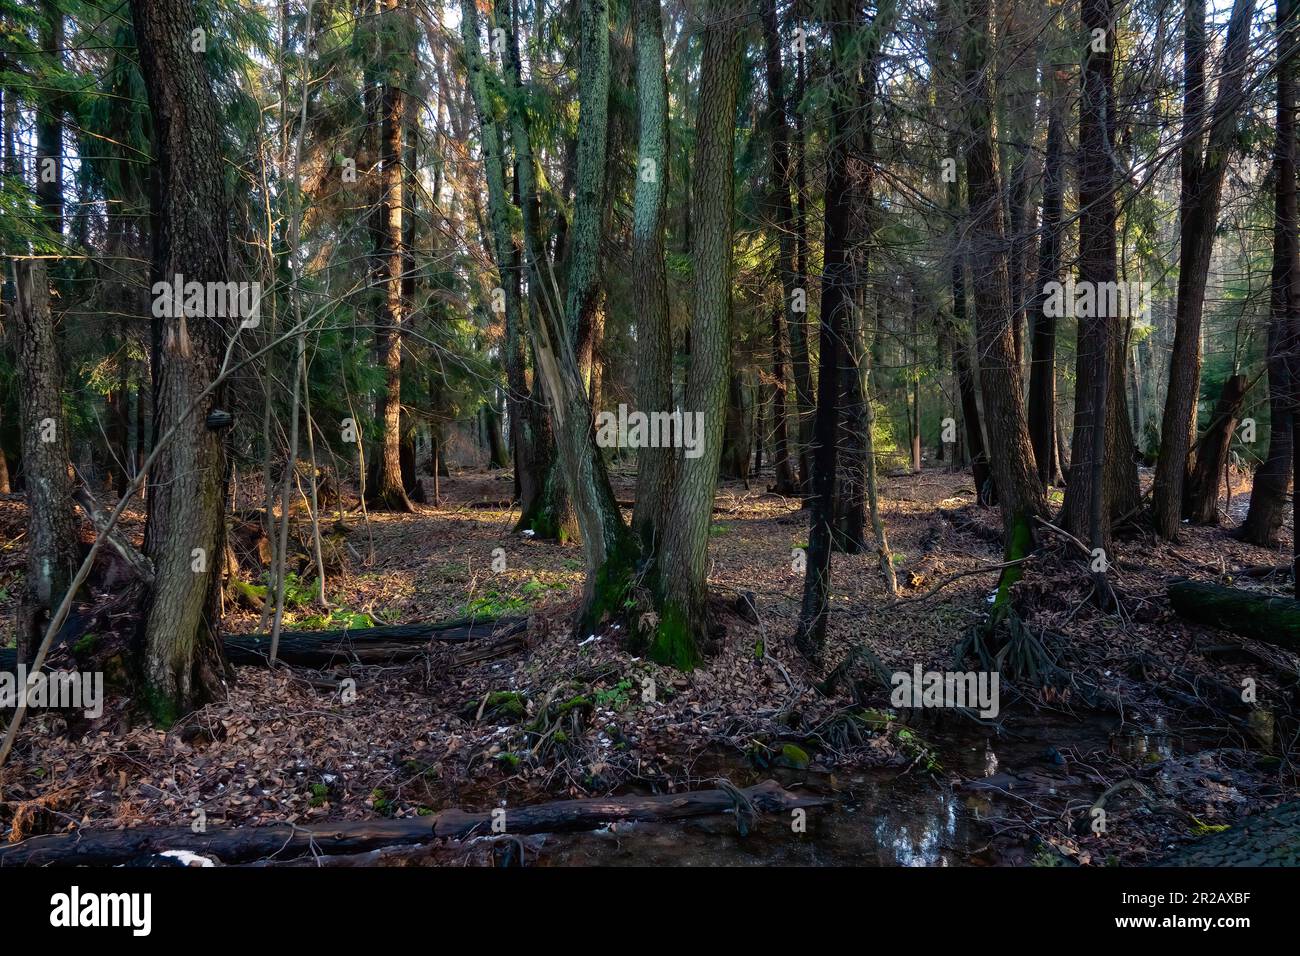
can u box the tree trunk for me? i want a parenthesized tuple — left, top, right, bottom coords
(483, 399, 509, 469)
(1028, 77, 1064, 486)
(489, 0, 573, 540)
(1152, 0, 1256, 538)
(630, 0, 676, 549)
(909, 285, 922, 473)
(651, 0, 744, 668)
(129, 0, 234, 718)
(1186, 374, 1248, 524)
(12, 260, 80, 666)
(1242, 0, 1299, 547)
(796, 0, 864, 658)
(768, 305, 797, 494)
(1063, 0, 1118, 605)
(949, 250, 993, 504)
(761, 0, 812, 494)
(721, 372, 752, 483)
(833, 48, 880, 555)
(0, 780, 825, 867)
(959, 0, 1045, 547)
(510, 0, 634, 621)
(860, 311, 897, 595)
(36, 0, 64, 238)
(367, 0, 413, 512)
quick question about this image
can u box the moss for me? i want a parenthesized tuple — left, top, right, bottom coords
(1190, 816, 1231, 837)
(144, 684, 178, 729)
(477, 690, 527, 720)
(556, 695, 591, 715)
(775, 743, 810, 769)
(74, 632, 98, 655)
(648, 601, 700, 671)
(578, 533, 640, 634)
(896, 727, 942, 772)
(992, 510, 1034, 617)
(497, 752, 522, 770)
(860, 708, 894, 731)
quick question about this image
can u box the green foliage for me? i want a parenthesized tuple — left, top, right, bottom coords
(593, 679, 634, 710)
(460, 576, 565, 617)
(297, 607, 375, 630)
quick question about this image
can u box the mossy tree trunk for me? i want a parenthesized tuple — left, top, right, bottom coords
(491, 0, 633, 617)
(651, 0, 745, 669)
(630, 0, 676, 550)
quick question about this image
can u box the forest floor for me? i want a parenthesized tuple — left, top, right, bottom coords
(0, 463, 1296, 866)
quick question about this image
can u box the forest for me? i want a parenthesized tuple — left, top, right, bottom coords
(0, 0, 1297, 875)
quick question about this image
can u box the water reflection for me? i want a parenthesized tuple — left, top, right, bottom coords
(874, 791, 961, 866)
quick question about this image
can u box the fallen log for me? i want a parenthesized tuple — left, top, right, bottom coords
(1167, 580, 1300, 650)
(0, 780, 827, 866)
(429, 778, 826, 840)
(1158, 800, 1300, 866)
(223, 616, 527, 666)
(0, 618, 528, 672)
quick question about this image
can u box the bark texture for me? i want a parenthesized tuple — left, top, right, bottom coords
(1152, 0, 1256, 537)
(652, 0, 744, 667)
(13, 260, 80, 666)
(1242, 0, 1299, 547)
(130, 0, 234, 717)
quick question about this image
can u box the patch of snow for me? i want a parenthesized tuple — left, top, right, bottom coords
(159, 850, 215, 867)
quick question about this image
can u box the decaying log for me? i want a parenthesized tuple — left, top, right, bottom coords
(224, 617, 528, 666)
(1167, 580, 1300, 649)
(0, 780, 827, 866)
(428, 778, 826, 840)
(0, 617, 529, 672)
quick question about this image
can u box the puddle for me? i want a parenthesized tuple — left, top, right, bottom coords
(507, 713, 1221, 867)
(531, 773, 974, 866)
